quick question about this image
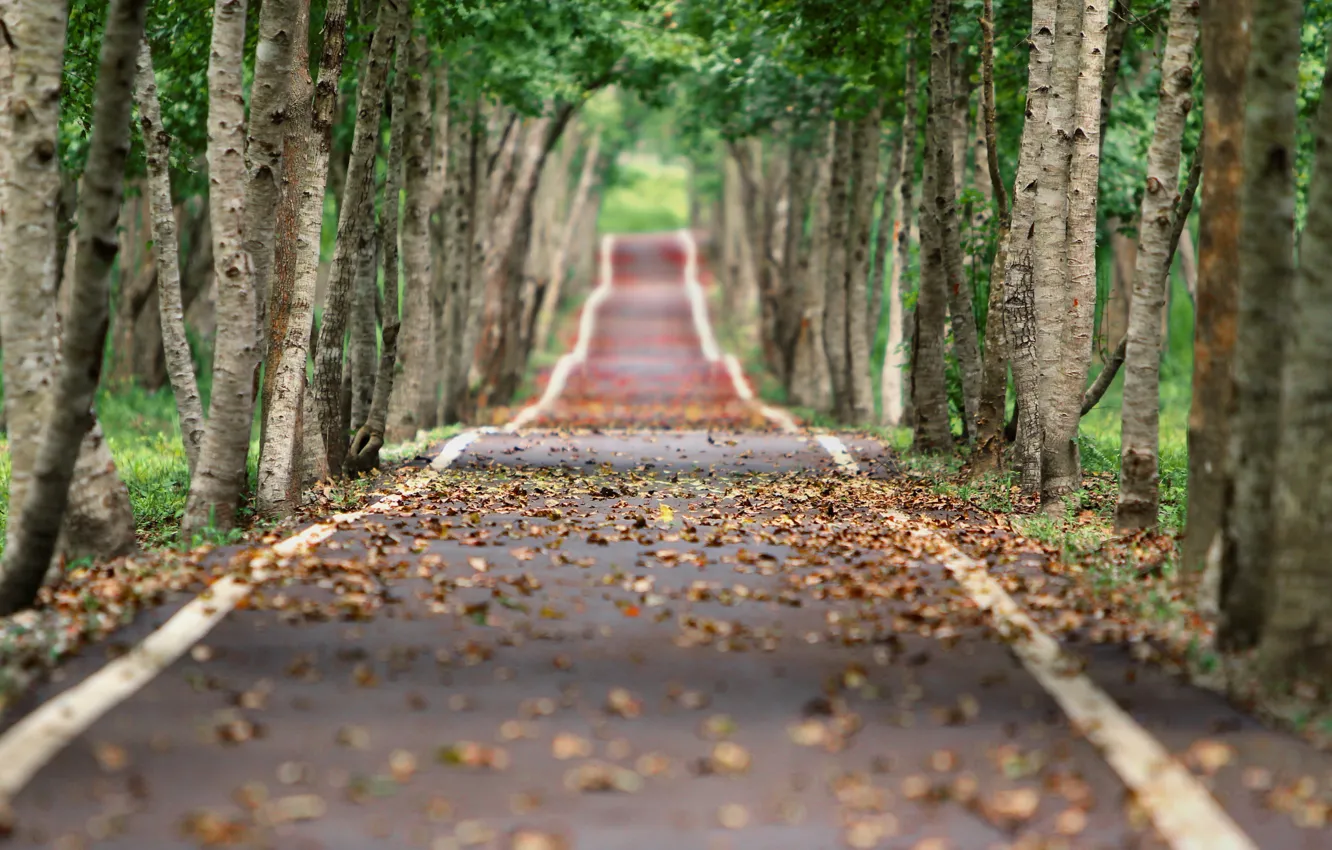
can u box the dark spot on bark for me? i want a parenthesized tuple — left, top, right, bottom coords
(1265, 144, 1290, 176)
(35, 139, 55, 162)
(92, 235, 119, 265)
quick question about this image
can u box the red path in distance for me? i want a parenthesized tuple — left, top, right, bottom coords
(533, 232, 773, 431)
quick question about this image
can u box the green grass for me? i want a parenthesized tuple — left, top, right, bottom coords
(599, 155, 689, 233)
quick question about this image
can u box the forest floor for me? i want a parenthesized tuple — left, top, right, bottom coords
(0, 232, 1329, 849)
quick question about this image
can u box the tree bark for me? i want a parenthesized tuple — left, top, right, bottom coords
(437, 98, 475, 425)
(135, 44, 205, 475)
(1221, 0, 1300, 650)
(846, 104, 882, 423)
(181, 0, 259, 537)
(882, 35, 919, 428)
(1043, 0, 1111, 508)
(309, 0, 398, 480)
(348, 185, 380, 432)
(1003, 0, 1058, 493)
(244, 0, 299, 357)
(1255, 49, 1332, 695)
(867, 149, 893, 362)
(788, 124, 833, 410)
(386, 33, 436, 444)
(347, 8, 411, 473)
(822, 119, 854, 422)
(1183, 0, 1249, 591)
(973, 0, 1011, 470)
(1114, 0, 1199, 531)
(913, 90, 952, 452)
(0, 0, 147, 613)
(257, 0, 345, 516)
(534, 131, 601, 356)
(930, 0, 982, 439)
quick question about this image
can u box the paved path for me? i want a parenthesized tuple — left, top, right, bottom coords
(2, 232, 1330, 849)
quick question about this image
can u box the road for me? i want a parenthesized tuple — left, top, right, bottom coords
(1, 232, 1329, 849)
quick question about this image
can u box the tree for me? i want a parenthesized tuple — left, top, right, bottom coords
(0, 0, 149, 613)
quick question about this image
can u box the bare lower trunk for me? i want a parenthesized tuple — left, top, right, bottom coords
(436, 99, 473, 425)
(1114, 0, 1200, 530)
(845, 105, 882, 423)
(244, 0, 299, 354)
(1221, 0, 1299, 650)
(1255, 47, 1332, 695)
(973, 0, 1011, 469)
(135, 44, 204, 474)
(788, 125, 833, 410)
(1003, 0, 1058, 493)
(1043, 0, 1111, 507)
(1183, 0, 1249, 596)
(349, 195, 379, 431)
(822, 119, 854, 422)
(386, 33, 436, 443)
(535, 131, 601, 355)
(347, 10, 411, 473)
(930, 0, 982, 438)
(446, 105, 490, 421)
(882, 36, 919, 428)
(0, 0, 146, 612)
(913, 92, 952, 452)
(257, 0, 344, 516)
(309, 0, 398, 479)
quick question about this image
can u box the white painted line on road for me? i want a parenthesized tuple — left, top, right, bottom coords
(677, 229, 801, 435)
(0, 424, 510, 804)
(810, 432, 1255, 850)
(505, 234, 615, 432)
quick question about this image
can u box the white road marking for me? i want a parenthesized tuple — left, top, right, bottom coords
(676, 229, 801, 435)
(810, 435, 1254, 850)
(505, 234, 615, 431)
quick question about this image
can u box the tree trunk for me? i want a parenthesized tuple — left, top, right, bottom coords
(349, 187, 380, 432)
(779, 134, 815, 393)
(1221, 0, 1299, 650)
(1183, 0, 1249, 593)
(822, 119, 854, 422)
(788, 124, 833, 410)
(973, 0, 1012, 470)
(535, 131, 601, 355)
(181, 0, 259, 537)
(0, 0, 146, 613)
(913, 91, 952, 452)
(1002, 0, 1059, 493)
(347, 11, 411, 472)
(135, 44, 205, 475)
(882, 34, 919, 428)
(1044, 0, 1111, 507)
(845, 105, 882, 423)
(930, 0, 982, 438)
(867, 149, 893, 362)
(257, 0, 345, 517)
(386, 33, 437, 444)
(244, 0, 299, 357)
(436, 98, 474, 425)
(1114, 0, 1200, 531)
(309, 0, 398, 480)
(446, 103, 490, 421)
(1254, 50, 1332, 695)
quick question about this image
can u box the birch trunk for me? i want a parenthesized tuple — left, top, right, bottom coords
(243, 0, 299, 350)
(1114, 0, 1200, 530)
(882, 35, 919, 428)
(387, 33, 436, 443)
(913, 91, 952, 452)
(822, 119, 854, 422)
(135, 44, 205, 474)
(1044, 0, 1111, 506)
(0, 0, 146, 612)
(1002, 0, 1058, 493)
(1183, 0, 1249, 588)
(930, 0, 982, 438)
(347, 11, 411, 472)
(1221, 0, 1299, 649)
(973, 0, 1012, 469)
(788, 125, 833, 411)
(257, 0, 345, 516)
(845, 108, 881, 423)
(309, 0, 398, 479)
(1255, 50, 1332, 694)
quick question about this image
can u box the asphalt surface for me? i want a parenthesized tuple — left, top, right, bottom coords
(4, 232, 1331, 849)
